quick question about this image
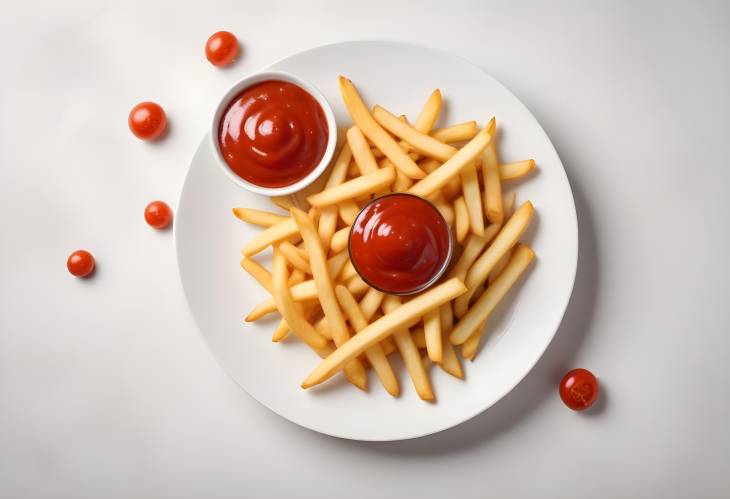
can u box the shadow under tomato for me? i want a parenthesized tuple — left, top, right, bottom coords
(583, 379, 608, 417)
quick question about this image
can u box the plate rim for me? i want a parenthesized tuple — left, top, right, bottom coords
(174, 40, 579, 441)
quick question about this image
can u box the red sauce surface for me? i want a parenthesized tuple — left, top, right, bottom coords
(218, 80, 328, 188)
(349, 194, 451, 294)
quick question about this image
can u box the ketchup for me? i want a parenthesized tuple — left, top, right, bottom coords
(218, 80, 329, 188)
(349, 194, 452, 294)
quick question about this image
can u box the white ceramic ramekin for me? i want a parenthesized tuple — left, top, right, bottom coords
(210, 70, 337, 196)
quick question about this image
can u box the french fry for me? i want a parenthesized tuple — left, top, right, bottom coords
(347, 126, 379, 175)
(430, 194, 455, 226)
(408, 125, 492, 198)
(346, 275, 370, 297)
(438, 303, 463, 375)
(440, 303, 454, 333)
(302, 278, 467, 388)
(504, 192, 517, 217)
(419, 158, 441, 174)
(291, 208, 369, 389)
(451, 244, 535, 345)
(279, 241, 311, 274)
(307, 167, 396, 207)
(318, 144, 354, 251)
(286, 276, 317, 298)
(318, 206, 338, 252)
(380, 337, 397, 356)
(485, 118, 496, 141)
(292, 208, 350, 340)
(482, 121, 503, 224)
(346, 161, 360, 178)
(456, 281, 486, 349)
(313, 314, 330, 338)
(232, 207, 288, 227)
(328, 142, 354, 187)
(329, 226, 351, 254)
(336, 285, 399, 396)
(271, 196, 295, 210)
(461, 161, 485, 236)
(460, 319, 486, 360)
(449, 226, 501, 281)
(423, 309, 443, 363)
(288, 268, 306, 286)
(420, 158, 461, 200)
(245, 279, 319, 322)
(245, 302, 275, 322)
(242, 218, 299, 257)
(392, 169, 414, 191)
(372, 105, 456, 162)
(411, 327, 426, 349)
(413, 89, 442, 133)
(241, 263, 314, 324)
(274, 301, 319, 344)
(431, 121, 478, 143)
(359, 288, 385, 321)
(383, 296, 434, 401)
(489, 192, 517, 282)
(271, 249, 327, 350)
(339, 259, 358, 282)
(440, 335, 464, 379)
(453, 196, 469, 243)
(446, 179, 463, 201)
(388, 92, 442, 161)
(240, 258, 273, 293)
(272, 318, 290, 342)
(338, 200, 360, 225)
(500, 159, 536, 181)
(339, 77, 425, 179)
(326, 247, 349, 279)
(454, 201, 534, 317)
(468, 282, 485, 305)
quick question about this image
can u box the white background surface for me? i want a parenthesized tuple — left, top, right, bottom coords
(1, 1, 728, 497)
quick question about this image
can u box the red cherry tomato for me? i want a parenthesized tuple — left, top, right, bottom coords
(67, 250, 95, 278)
(128, 102, 167, 140)
(205, 31, 240, 67)
(559, 368, 599, 411)
(144, 201, 173, 229)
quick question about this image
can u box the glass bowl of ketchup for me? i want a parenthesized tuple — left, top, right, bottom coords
(211, 71, 337, 196)
(349, 193, 454, 295)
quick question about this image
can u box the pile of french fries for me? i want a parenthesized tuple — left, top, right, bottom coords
(233, 76, 537, 401)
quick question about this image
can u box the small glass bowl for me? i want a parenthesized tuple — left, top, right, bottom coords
(347, 193, 454, 296)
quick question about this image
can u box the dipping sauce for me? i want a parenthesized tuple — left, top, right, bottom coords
(349, 194, 452, 294)
(218, 80, 329, 188)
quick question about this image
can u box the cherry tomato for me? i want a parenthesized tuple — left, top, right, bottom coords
(67, 250, 95, 278)
(559, 368, 599, 411)
(205, 31, 240, 67)
(144, 201, 173, 229)
(128, 102, 167, 140)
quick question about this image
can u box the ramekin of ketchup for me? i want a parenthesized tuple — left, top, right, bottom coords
(211, 71, 337, 195)
(349, 193, 453, 295)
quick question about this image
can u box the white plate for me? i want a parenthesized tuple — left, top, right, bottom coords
(175, 41, 578, 441)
